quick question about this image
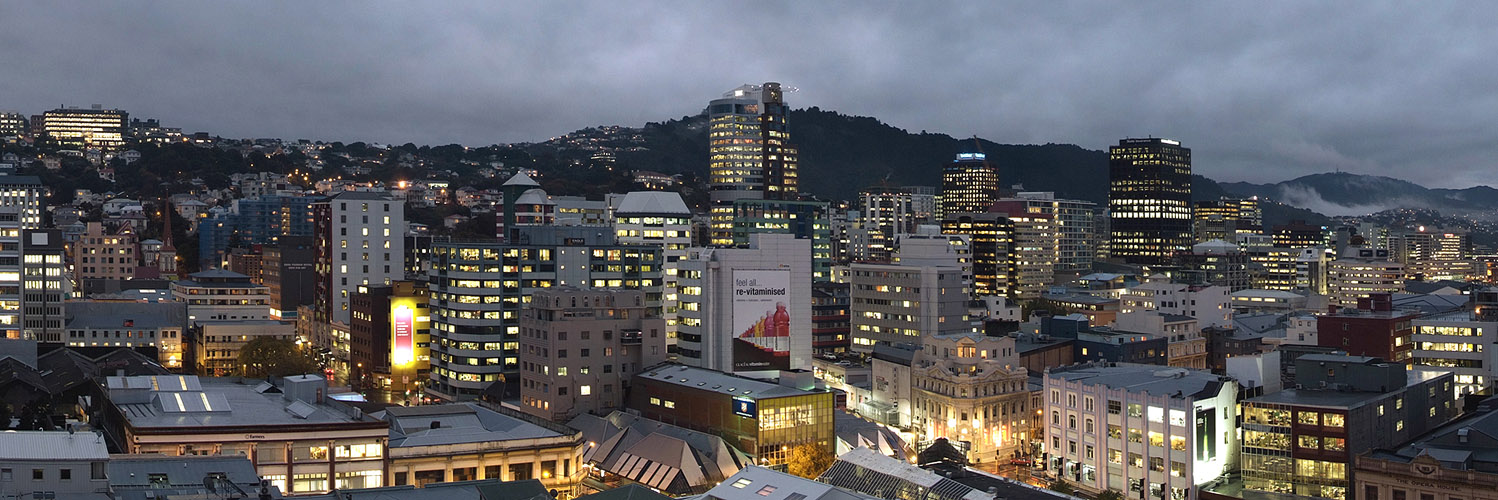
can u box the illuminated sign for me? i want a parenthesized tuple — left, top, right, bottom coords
(955, 153, 986, 161)
(733, 397, 757, 418)
(392, 304, 414, 366)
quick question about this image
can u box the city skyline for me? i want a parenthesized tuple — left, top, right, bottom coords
(2, 3, 1494, 188)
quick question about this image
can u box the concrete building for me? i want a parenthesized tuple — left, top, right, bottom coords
(1240, 355, 1458, 500)
(812, 281, 851, 355)
(72, 221, 139, 287)
(674, 234, 811, 374)
(707, 83, 799, 244)
(1119, 279, 1232, 329)
(425, 230, 663, 402)
(264, 235, 317, 320)
(849, 262, 973, 351)
(1329, 247, 1405, 307)
(63, 301, 187, 370)
(21, 229, 68, 342)
(1043, 363, 1238, 500)
(349, 281, 430, 394)
(1007, 192, 1096, 274)
(627, 364, 835, 467)
(0, 430, 110, 499)
(99, 374, 389, 495)
(0, 175, 47, 340)
(374, 402, 584, 496)
(909, 333, 1032, 466)
(989, 199, 1058, 298)
(729, 199, 833, 281)
(1356, 403, 1498, 500)
(517, 288, 668, 421)
(190, 320, 296, 376)
(38, 105, 128, 150)
(171, 269, 271, 323)
(1410, 304, 1498, 396)
(314, 191, 406, 326)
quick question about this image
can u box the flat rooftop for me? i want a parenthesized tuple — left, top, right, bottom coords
(1046, 363, 1229, 399)
(375, 403, 565, 448)
(637, 364, 819, 400)
(108, 375, 380, 429)
(0, 430, 108, 460)
(1247, 369, 1447, 409)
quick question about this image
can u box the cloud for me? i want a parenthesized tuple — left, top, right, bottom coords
(1, 2, 1495, 187)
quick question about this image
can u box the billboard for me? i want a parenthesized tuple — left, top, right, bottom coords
(731, 269, 791, 371)
(392, 304, 415, 366)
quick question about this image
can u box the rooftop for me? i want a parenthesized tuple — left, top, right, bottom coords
(692, 466, 876, 500)
(819, 447, 986, 500)
(616, 191, 690, 215)
(0, 430, 108, 461)
(65, 301, 186, 330)
(1045, 363, 1230, 399)
(106, 375, 382, 429)
(1368, 399, 1498, 473)
(374, 402, 566, 448)
(1248, 369, 1448, 408)
(637, 364, 820, 400)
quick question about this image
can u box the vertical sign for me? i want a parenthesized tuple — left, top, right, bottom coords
(392, 304, 414, 366)
(732, 269, 791, 371)
(1196, 407, 1216, 462)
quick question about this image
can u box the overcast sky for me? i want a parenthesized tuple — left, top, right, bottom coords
(3, 2, 1493, 187)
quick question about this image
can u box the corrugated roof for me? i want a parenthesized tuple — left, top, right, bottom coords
(0, 430, 109, 460)
(616, 191, 690, 215)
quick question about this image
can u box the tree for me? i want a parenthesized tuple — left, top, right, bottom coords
(1096, 489, 1124, 500)
(1048, 480, 1075, 496)
(785, 443, 836, 479)
(238, 337, 320, 378)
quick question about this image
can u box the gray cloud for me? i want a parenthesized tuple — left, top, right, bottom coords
(2, 1, 1495, 187)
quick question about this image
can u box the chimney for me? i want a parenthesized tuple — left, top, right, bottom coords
(430, 420, 441, 430)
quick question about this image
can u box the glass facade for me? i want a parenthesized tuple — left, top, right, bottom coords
(1108, 138, 1192, 265)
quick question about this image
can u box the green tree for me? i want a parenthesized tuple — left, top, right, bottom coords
(1048, 480, 1075, 496)
(238, 337, 320, 378)
(1096, 489, 1124, 500)
(785, 443, 836, 479)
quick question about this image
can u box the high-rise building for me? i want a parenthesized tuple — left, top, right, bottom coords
(848, 262, 973, 351)
(1328, 247, 1404, 307)
(940, 153, 999, 217)
(1192, 198, 1261, 243)
(425, 228, 663, 402)
(708, 82, 799, 244)
(1108, 138, 1192, 265)
(198, 194, 318, 269)
(263, 236, 316, 321)
(313, 191, 406, 326)
(858, 186, 916, 239)
(1009, 192, 1096, 274)
(349, 280, 431, 395)
(990, 200, 1057, 298)
(941, 212, 1014, 298)
(730, 199, 833, 280)
(811, 281, 851, 355)
(21, 229, 67, 343)
(517, 288, 668, 421)
(674, 233, 811, 375)
(1272, 220, 1327, 249)
(0, 175, 46, 340)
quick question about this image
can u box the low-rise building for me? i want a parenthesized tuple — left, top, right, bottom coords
(64, 301, 187, 370)
(189, 320, 296, 376)
(0, 430, 110, 499)
(373, 402, 584, 496)
(99, 374, 389, 495)
(1240, 355, 1458, 500)
(1043, 363, 1239, 500)
(1355, 401, 1498, 500)
(626, 363, 835, 467)
(569, 410, 750, 495)
(909, 333, 1032, 466)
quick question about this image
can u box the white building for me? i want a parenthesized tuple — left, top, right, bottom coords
(1120, 278, 1232, 328)
(0, 431, 110, 499)
(1043, 363, 1239, 500)
(170, 269, 271, 322)
(674, 233, 811, 376)
(1411, 309, 1498, 396)
(317, 191, 406, 324)
(849, 262, 973, 351)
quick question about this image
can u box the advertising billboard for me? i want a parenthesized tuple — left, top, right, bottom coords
(731, 269, 791, 371)
(392, 304, 415, 366)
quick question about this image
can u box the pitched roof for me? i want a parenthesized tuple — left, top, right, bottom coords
(616, 191, 690, 215)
